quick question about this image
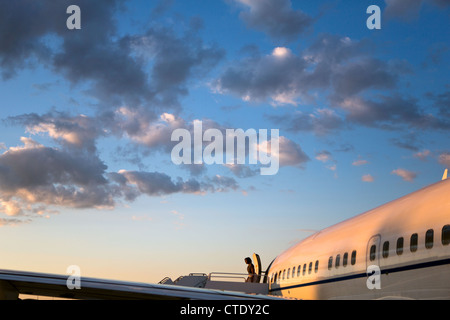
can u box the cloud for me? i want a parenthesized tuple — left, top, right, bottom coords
(205, 175, 240, 192)
(0, 136, 240, 221)
(430, 89, 450, 119)
(314, 150, 338, 174)
(277, 136, 310, 168)
(384, 0, 450, 21)
(390, 133, 423, 152)
(213, 34, 407, 110)
(438, 152, 450, 167)
(268, 108, 345, 136)
(315, 150, 333, 163)
(113, 109, 310, 172)
(223, 164, 259, 178)
(113, 170, 203, 197)
(222, 134, 309, 176)
(362, 174, 374, 182)
(112, 108, 186, 152)
(331, 58, 400, 97)
(413, 149, 431, 161)
(391, 168, 417, 182)
(0, 0, 224, 110)
(0, 137, 113, 217)
(213, 46, 308, 106)
(353, 159, 368, 166)
(256, 135, 310, 169)
(384, 0, 424, 20)
(0, 217, 30, 227)
(335, 94, 447, 130)
(214, 34, 449, 136)
(10, 111, 104, 153)
(234, 0, 313, 41)
(122, 26, 224, 108)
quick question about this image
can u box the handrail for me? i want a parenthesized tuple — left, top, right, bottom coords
(158, 277, 172, 284)
(208, 271, 266, 282)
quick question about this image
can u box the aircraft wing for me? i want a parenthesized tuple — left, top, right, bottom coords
(0, 269, 282, 300)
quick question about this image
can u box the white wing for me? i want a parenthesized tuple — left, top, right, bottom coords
(0, 269, 282, 300)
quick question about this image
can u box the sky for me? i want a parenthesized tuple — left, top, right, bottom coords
(0, 0, 449, 284)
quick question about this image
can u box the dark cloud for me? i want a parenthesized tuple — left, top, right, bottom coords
(213, 46, 308, 106)
(390, 133, 422, 152)
(333, 94, 448, 130)
(9, 110, 104, 153)
(424, 43, 449, 67)
(213, 34, 385, 107)
(204, 175, 240, 192)
(0, 138, 113, 214)
(110, 170, 239, 200)
(384, 0, 450, 21)
(234, 0, 313, 41)
(268, 109, 345, 136)
(214, 33, 450, 134)
(331, 58, 400, 97)
(151, 0, 174, 18)
(0, 0, 64, 79)
(224, 164, 259, 178)
(0, 137, 240, 220)
(384, 0, 424, 20)
(430, 90, 450, 118)
(0, 0, 124, 79)
(277, 136, 310, 168)
(124, 27, 224, 109)
(0, 0, 224, 110)
(114, 170, 202, 197)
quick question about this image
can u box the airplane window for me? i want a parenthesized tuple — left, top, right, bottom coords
(287, 268, 290, 279)
(351, 250, 357, 265)
(297, 265, 301, 277)
(425, 229, 434, 249)
(315, 260, 319, 273)
(370, 245, 376, 261)
(442, 225, 450, 246)
(303, 264, 307, 275)
(343, 252, 348, 267)
(328, 257, 333, 270)
(282, 269, 286, 280)
(278, 271, 282, 283)
(410, 233, 418, 252)
(335, 254, 340, 268)
(292, 267, 296, 278)
(383, 241, 389, 258)
(308, 262, 312, 274)
(396, 237, 404, 255)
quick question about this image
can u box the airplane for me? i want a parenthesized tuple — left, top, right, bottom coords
(0, 171, 449, 300)
(267, 170, 450, 300)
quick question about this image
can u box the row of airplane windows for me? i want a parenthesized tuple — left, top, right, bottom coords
(270, 225, 450, 284)
(370, 224, 450, 261)
(271, 260, 320, 284)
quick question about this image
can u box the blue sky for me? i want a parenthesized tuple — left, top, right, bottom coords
(0, 0, 449, 283)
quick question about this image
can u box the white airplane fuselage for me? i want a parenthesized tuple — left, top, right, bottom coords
(266, 179, 450, 300)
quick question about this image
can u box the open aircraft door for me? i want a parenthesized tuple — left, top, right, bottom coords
(252, 253, 262, 283)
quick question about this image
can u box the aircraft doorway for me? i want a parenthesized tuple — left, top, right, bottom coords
(366, 235, 381, 270)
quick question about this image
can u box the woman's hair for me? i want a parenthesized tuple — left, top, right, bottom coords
(244, 257, 252, 264)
